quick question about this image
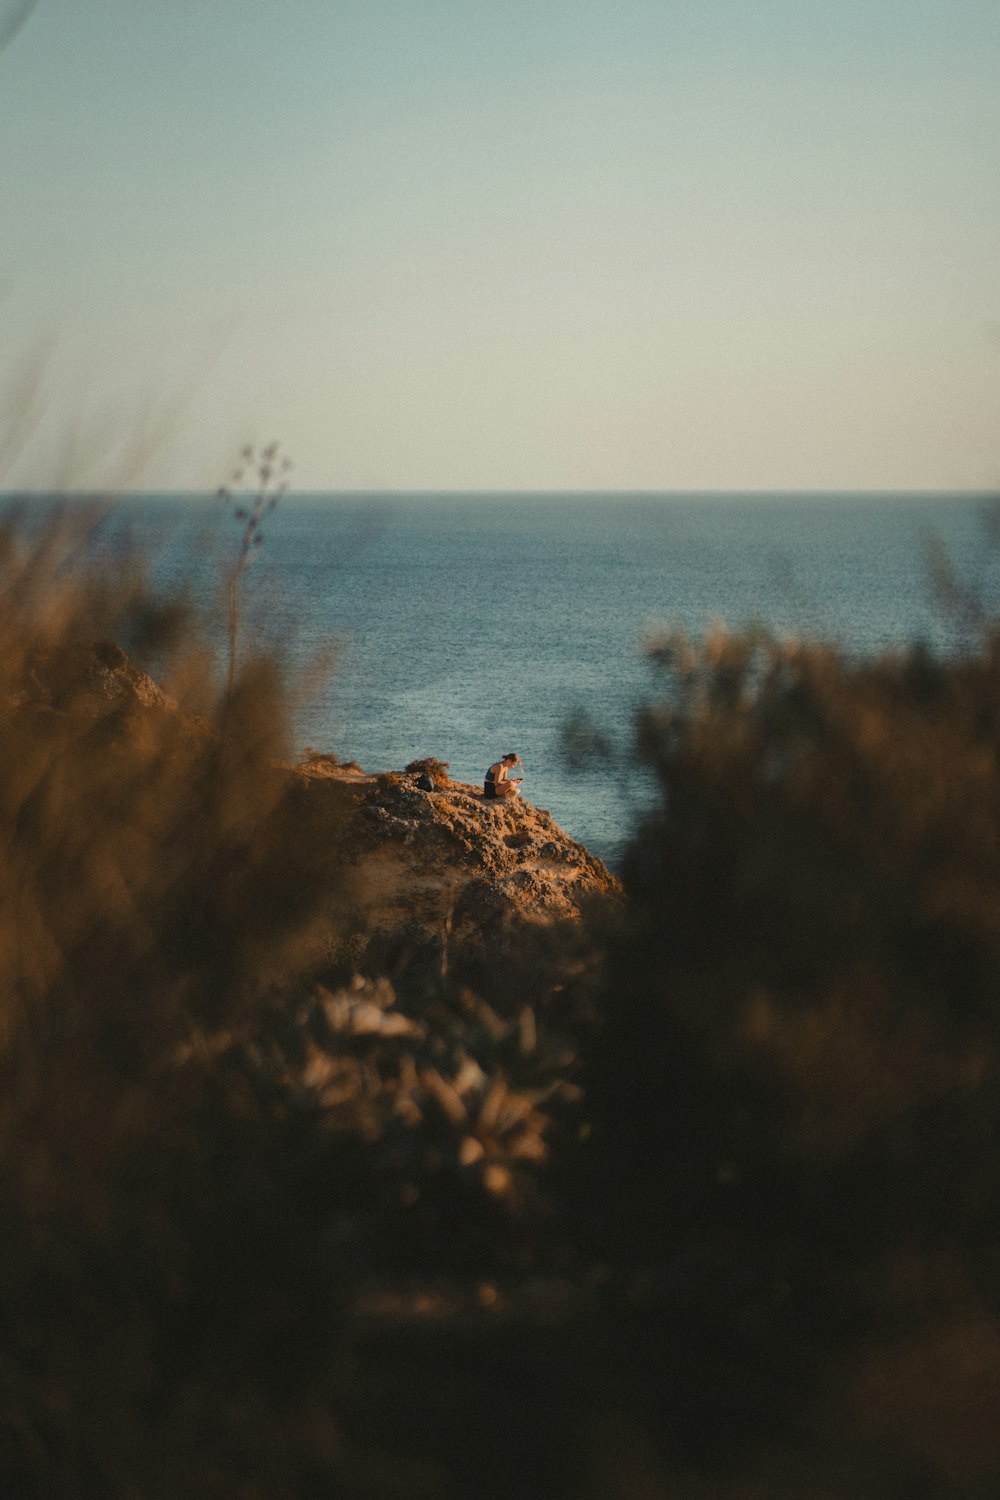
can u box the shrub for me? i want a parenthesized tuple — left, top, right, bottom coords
(301, 746, 362, 774)
(582, 623, 1000, 1494)
(372, 770, 406, 796)
(0, 508, 355, 1494)
(405, 756, 452, 788)
(0, 507, 582, 1495)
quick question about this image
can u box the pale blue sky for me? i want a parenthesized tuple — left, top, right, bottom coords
(1, 0, 998, 490)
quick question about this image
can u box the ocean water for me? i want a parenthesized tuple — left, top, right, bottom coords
(31, 491, 1000, 867)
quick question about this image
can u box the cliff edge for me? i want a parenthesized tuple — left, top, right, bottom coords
(291, 756, 620, 980)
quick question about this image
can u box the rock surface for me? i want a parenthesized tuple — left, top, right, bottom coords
(19, 638, 177, 714)
(290, 758, 620, 978)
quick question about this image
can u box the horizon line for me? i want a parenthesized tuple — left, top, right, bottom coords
(3, 486, 999, 501)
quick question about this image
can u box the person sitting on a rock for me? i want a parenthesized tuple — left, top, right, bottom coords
(484, 752, 522, 800)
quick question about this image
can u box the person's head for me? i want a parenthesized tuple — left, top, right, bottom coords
(502, 753, 520, 765)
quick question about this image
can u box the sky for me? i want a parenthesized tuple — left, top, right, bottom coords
(0, 0, 998, 492)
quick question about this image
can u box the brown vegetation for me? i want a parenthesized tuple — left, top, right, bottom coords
(405, 756, 453, 788)
(1, 505, 999, 1498)
(0, 510, 606, 1496)
(582, 622, 1000, 1496)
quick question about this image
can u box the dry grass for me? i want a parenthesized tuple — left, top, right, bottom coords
(405, 757, 453, 789)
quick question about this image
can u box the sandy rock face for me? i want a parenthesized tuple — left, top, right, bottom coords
(292, 760, 620, 970)
(86, 641, 177, 710)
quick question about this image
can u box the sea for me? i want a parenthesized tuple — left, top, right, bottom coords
(14, 490, 1000, 869)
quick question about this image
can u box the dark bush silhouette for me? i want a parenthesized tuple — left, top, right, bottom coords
(582, 623, 1000, 1496)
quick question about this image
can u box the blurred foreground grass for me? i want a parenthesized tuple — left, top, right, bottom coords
(1, 504, 999, 1498)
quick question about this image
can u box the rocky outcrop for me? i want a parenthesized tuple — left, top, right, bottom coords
(290, 758, 620, 981)
(18, 639, 176, 714)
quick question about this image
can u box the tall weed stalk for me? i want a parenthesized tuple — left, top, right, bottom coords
(216, 441, 292, 695)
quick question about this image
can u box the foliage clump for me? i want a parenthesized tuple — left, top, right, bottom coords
(580, 621, 1000, 1495)
(405, 756, 452, 788)
(300, 746, 362, 774)
(371, 769, 406, 797)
